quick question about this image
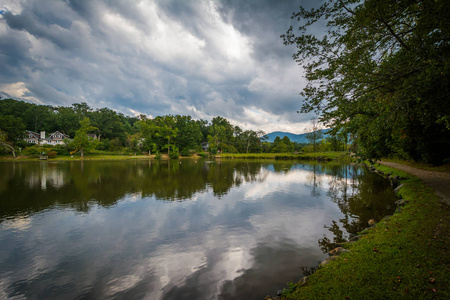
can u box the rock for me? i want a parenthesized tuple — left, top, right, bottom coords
(298, 276, 308, 286)
(328, 247, 350, 256)
(381, 215, 393, 221)
(348, 235, 361, 242)
(368, 219, 376, 227)
(319, 256, 338, 267)
(395, 199, 408, 206)
(391, 176, 400, 187)
(394, 184, 404, 193)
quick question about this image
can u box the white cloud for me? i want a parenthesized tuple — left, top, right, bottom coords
(0, 0, 315, 133)
(0, 82, 42, 103)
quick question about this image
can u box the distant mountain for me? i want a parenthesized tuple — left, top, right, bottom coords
(264, 129, 330, 143)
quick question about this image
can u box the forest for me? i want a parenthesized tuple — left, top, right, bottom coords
(0, 98, 346, 158)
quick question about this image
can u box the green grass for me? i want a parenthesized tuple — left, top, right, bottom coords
(0, 154, 154, 161)
(1, 151, 350, 162)
(282, 164, 450, 299)
(218, 151, 349, 161)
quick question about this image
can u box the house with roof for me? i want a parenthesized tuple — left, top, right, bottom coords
(25, 131, 70, 145)
(25, 131, 41, 144)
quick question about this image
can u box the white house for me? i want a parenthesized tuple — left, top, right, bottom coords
(25, 131, 70, 145)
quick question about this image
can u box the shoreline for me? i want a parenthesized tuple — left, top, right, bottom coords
(0, 151, 349, 162)
(277, 162, 449, 299)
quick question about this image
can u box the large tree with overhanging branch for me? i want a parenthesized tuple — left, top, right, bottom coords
(282, 0, 450, 163)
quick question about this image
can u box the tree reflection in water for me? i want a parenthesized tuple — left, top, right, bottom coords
(318, 164, 396, 253)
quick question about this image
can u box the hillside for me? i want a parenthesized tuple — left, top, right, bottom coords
(265, 129, 330, 143)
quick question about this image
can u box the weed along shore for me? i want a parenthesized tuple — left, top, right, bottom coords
(273, 163, 450, 300)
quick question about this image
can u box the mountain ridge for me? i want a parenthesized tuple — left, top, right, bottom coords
(264, 129, 330, 143)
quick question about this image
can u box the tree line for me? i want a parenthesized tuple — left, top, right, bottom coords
(0, 98, 327, 157)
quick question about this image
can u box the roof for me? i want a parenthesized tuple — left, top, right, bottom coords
(26, 130, 40, 139)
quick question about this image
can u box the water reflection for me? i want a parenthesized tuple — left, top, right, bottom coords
(0, 160, 396, 299)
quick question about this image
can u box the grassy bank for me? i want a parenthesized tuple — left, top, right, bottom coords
(0, 154, 154, 162)
(279, 164, 449, 299)
(217, 151, 348, 161)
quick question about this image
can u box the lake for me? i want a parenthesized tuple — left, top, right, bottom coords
(0, 159, 396, 299)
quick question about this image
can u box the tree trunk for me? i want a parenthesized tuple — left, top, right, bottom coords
(80, 148, 84, 158)
(1, 141, 16, 157)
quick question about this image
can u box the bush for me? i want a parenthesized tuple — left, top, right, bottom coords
(23, 145, 40, 157)
(180, 148, 190, 156)
(198, 152, 208, 158)
(209, 147, 218, 155)
(169, 151, 179, 159)
(54, 145, 69, 156)
(48, 151, 57, 158)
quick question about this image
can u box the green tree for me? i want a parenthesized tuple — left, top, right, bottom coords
(90, 108, 127, 141)
(56, 106, 79, 136)
(207, 124, 226, 152)
(175, 115, 203, 152)
(70, 118, 98, 158)
(154, 115, 178, 157)
(209, 116, 235, 152)
(0, 115, 26, 143)
(283, 0, 450, 163)
(138, 117, 159, 155)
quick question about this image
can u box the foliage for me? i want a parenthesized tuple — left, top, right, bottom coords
(282, 0, 450, 164)
(22, 145, 37, 156)
(70, 118, 99, 158)
(47, 151, 57, 158)
(198, 151, 208, 158)
(272, 136, 294, 153)
(1, 99, 345, 158)
(175, 115, 203, 151)
(54, 144, 70, 156)
(0, 130, 16, 157)
(0, 115, 26, 142)
(169, 146, 179, 159)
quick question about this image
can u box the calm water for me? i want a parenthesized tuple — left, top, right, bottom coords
(0, 160, 396, 299)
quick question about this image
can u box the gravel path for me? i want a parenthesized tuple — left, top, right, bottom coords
(379, 161, 450, 205)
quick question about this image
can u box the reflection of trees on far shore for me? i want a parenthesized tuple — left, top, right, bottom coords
(0, 160, 284, 219)
(0, 161, 397, 232)
(319, 165, 397, 252)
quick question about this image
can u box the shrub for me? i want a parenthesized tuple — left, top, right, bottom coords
(48, 151, 57, 158)
(180, 148, 190, 156)
(23, 145, 40, 156)
(54, 145, 69, 156)
(169, 151, 179, 159)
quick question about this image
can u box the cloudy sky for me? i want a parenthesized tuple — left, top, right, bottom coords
(0, 0, 317, 133)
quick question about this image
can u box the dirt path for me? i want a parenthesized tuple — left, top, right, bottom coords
(378, 161, 450, 205)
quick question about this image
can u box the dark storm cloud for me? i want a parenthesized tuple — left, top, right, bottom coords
(0, 0, 316, 133)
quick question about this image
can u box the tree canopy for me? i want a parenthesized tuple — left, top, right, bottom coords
(283, 0, 450, 164)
